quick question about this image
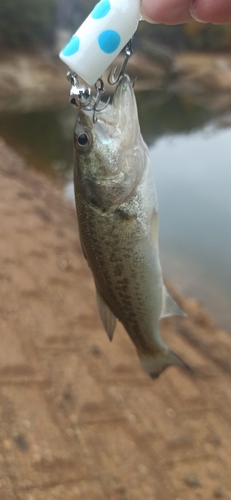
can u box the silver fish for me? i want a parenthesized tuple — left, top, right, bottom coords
(73, 75, 186, 378)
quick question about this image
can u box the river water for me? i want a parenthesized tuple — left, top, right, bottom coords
(0, 90, 231, 331)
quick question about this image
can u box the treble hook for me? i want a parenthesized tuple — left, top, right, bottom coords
(86, 78, 110, 123)
(67, 72, 110, 123)
(108, 37, 134, 86)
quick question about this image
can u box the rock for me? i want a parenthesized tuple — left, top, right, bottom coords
(184, 474, 202, 488)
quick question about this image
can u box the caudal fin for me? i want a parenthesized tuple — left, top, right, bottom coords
(138, 348, 190, 379)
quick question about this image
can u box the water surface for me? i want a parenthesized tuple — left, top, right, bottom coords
(149, 127, 231, 331)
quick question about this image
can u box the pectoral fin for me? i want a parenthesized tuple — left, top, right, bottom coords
(160, 286, 185, 319)
(96, 289, 117, 341)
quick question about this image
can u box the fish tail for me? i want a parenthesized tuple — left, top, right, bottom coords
(138, 348, 191, 379)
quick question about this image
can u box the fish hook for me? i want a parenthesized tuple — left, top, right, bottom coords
(85, 77, 110, 123)
(67, 72, 110, 123)
(92, 78, 111, 123)
(108, 37, 134, 86)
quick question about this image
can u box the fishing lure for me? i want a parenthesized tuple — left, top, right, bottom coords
(59, 0, 141, 86)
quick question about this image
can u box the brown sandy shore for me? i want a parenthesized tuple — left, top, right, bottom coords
(0, 138, 231, 500)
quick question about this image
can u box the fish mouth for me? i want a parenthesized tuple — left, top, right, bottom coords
(111, 75, 138, 130)
(74, 75, 140, 148)
(93, 74, 140, 145)
(112, 74, 134, 107)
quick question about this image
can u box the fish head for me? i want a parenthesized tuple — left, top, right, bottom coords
(73, 75, 148, 210)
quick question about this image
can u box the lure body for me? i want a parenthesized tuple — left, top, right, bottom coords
(60, 0, 140, 85)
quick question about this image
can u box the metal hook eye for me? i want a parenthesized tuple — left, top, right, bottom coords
(95, 78, 104, 92)
(67, 71, 78, 86)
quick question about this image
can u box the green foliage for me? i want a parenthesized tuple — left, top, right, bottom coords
(56, 0, 96, 31)
(138, 21, 231, 53)
(137, 23, 187, 51)
(184, 23, 231, 51)
(0, 0, 55, 49)
(0, 0, 231, 53)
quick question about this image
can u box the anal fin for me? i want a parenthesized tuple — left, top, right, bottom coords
(96, 288, 117, 341)
(160, 286, 186, 319)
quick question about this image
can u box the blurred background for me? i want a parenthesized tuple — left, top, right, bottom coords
(1, 3, 231, 499)
(0, 0, 231, 331)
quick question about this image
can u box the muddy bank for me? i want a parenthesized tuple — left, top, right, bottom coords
(0, 140, 231, 499)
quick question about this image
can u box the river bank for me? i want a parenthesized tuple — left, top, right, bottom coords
(1, 50, 231, 112)
(0, 139, 231, 499)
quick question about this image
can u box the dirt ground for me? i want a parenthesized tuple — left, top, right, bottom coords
(0, 138, 231, 500)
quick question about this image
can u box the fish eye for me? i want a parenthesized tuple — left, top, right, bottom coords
(74, 131, 92, 152)
(78, 133, 88, 146)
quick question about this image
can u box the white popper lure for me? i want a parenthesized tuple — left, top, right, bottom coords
(59, 0, 141, 86)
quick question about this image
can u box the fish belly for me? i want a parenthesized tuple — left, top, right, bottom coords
(75, 178, 163, 356)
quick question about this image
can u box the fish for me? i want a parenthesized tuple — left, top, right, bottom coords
(73, 74, 187, 378)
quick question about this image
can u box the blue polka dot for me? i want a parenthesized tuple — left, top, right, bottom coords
(62, 36, 80, 57)
(98, 30, 121, 54)
(92, 0, 111, 19)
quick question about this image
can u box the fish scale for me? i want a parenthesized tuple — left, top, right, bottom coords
(73, 75, 187, 378)
(75, 196, 157, 354)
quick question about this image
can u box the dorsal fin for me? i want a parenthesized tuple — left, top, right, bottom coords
(160, 286, 185, 319)
(96, 288, 117, 341)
